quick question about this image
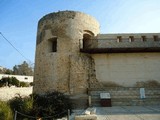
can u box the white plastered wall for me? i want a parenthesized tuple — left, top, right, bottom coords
(92, 52, 160, 87)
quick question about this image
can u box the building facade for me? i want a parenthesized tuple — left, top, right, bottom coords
(33, 11, 160, 107)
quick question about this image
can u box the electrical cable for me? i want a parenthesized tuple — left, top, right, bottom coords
(0, 32, 33, 64)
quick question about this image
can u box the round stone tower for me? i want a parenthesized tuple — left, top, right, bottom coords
(33, 11, 100, 97)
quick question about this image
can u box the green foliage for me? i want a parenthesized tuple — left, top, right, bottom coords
(3, 91, 72, 119)
(33, 92, 72, 119)
(0, 77, 20, 87)
(10, 77, 20, 87)
(0, 68, 13, 74)
(0, 77, 31, 87)
(4, 69, 13, 74)
(13, 61, 33, 76)
(0, 101, 13, 120)
(30, 82, 33, 86)
(9, 94, 33, 120)
(20, 82, 30, 87)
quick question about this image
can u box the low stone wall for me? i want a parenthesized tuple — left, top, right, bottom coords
(0, 87, 33, 101)
(89, 87, 160, 106)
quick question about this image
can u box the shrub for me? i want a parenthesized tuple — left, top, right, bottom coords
(20, 82, 30, 87)
(0, 101, 13, 120)
(0, 77, 20, 87)
(8, 91, 72, 119)
(30, 82, 33, 86)
(9, 94, 33, 120)
(11, 77, 20, 87)
(33, 91, 72, 119)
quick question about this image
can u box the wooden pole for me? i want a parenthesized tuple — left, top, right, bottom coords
(67, 109, 70, 120)
(88, 95, 91, 107)
(14, 110, 17, 120)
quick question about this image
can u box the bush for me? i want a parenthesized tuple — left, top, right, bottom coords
(8, 91, 72, 119)
(0, 77, 20, 87)
(30, 82, 33, 86)
(20, 82, 30, 87)
(9, 94, 33, 120)
(10, 77, 20, 87)
(0, 101, 13, 120)
(33, 91, 72, 119)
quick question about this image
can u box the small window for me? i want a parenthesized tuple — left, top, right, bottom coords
(52, 40, 57, 52)
(117, 36, 122, 42)
(141, 36, 146, 42)
(129, 36, 134, 42)
(48, 37, 57, 52)
(83, 34, 92, 49)
(153, 35, 158, 41)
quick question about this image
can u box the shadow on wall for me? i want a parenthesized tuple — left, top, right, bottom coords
(101, 80, 160, 88)
(135, 80, 160, 88)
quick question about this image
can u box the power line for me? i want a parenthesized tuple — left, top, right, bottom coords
(0, 32, 33, 64)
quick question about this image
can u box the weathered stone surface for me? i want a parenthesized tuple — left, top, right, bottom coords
(34, 11, 160, 108)
(89, 87, 160, 106)
(34, 11, 100, 95)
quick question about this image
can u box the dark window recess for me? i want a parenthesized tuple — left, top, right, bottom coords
(141, 36, 146, 41)
(52, 40, 57, 52)
(117, 36, 122, 42)
(129, 36, 134, 42)
(83, 34, 92, 49)
(48, 37, 57, 52)
(153, 35, 158, 41)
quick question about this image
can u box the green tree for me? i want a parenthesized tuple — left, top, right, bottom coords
(13, 61, 33, 76)
(4, 69, 13, 74)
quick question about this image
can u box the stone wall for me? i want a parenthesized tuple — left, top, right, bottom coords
(92, 52, 160, 87)
(0, 87, 32, 101)
(34, 11, 100, 95)
(89, 87, 160, 106)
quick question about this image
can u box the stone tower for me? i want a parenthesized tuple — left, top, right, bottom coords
(33, 11, 100, 95)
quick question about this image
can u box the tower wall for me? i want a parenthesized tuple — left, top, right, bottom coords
(33, 11, 100, 94)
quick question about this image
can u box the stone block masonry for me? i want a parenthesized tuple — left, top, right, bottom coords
(33, 10, 160, 108)
(34, 11, 100, 95)
(89, 87, 160, 106)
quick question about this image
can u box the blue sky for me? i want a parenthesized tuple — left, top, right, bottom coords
(0, 0, 160, 69)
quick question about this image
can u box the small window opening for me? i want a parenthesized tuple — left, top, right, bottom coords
(48, 37, 57, 52)
(153, 35, 158, 41)
(117, 36, 122, 42)
(83, 34, 92, 49)
(129, 36, 134, 42)
(141, 36, 146, 42)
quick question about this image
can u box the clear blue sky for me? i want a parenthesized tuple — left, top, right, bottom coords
(0, 0, 160, 69)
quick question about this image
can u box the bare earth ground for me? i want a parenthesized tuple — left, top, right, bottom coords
(71, 106, 160, 120)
